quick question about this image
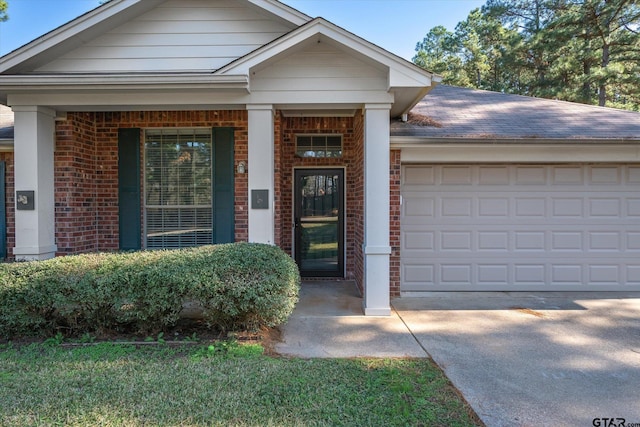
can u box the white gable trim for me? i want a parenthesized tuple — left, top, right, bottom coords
(247, 0, 310, 25)
(0, 0, 310, 75)
(216, 18, 435, 89)
(0, 0, 163, 74)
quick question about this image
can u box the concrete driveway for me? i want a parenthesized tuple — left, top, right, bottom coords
(393, 292, 640, 427)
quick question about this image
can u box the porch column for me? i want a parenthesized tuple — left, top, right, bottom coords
(363, 104, 392, 316)
(12, 106, 58, 260)
(247, 104, 275, 244)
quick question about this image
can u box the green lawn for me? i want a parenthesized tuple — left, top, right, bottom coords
(0, 341, 481, 427)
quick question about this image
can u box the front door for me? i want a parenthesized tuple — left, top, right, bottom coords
(294, 169, 344, 277)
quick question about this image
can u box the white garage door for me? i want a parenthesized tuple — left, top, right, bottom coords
(401, 164, 640, 291)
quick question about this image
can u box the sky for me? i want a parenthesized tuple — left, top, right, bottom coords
(0, 0, 486, 61)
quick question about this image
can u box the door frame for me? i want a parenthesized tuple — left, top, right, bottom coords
(293, 167, 346, 277)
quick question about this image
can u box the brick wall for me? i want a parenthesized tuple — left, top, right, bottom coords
(273, 112, 283, 248)
(0, 152, 14, 258)
(352, 112, 365, 294)
(389, 149, 402, 297)
(279, 116, 364, 286)
(55, 113, 98, 254)
(53, 111, 249, 253)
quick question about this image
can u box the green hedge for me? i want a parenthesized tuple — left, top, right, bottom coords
(0, 243, 300, 339)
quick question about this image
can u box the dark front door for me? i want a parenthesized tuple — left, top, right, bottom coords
(294, 169, 344, 277)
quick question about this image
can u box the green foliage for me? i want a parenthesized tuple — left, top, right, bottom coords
(0, 243, 300, 339)
(0, 346, 480, 427)
(191, 244, 301, 331)
(0, 0, 7, 22)
(190, 339, 264, 360)
(414, 0, 640, 110)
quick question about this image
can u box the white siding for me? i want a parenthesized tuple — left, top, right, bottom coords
(251, 42, 388, 97)
(36, 0, 295, 73)
(401, 164, 640, 292)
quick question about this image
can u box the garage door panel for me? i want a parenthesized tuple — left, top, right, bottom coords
(590, 166, 621, 184)
(478, 166, 510, 184)
(589, 198, 621, 217)
(478, 232, 509, 251)
(441, 166, 473, 184)
(515, 166, 547, 184)
(478, 264, 509, 284)
(401, 164, 640, 291)
(628, 266, 640, 283)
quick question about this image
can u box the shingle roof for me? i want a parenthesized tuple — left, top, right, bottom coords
(2, 86, 640, 142)
(392, 85, 640, 141)
(0, 105, 13, 140)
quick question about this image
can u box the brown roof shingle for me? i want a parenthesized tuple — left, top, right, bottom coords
(392, 85, 640, 141)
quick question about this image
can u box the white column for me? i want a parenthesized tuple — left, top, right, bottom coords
(13, 106, 58, 260)
(247, 104, 275, 244)
(363, 104, 392, 316)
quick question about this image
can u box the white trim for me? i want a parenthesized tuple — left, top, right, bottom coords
(362, 105, 391, 316)
(0, 0, 309, 74)
(363, 307, 392, 316)
(0, 0, 164, 73)
(217, 18, 434, 89)
(246, 0, 311, 26)
(364, 246, 392, 255)
(13, 106, 58, 261)
(0, 74, 249, 91)
(247, 104, 275, 244)
(397, 143, 640, 163)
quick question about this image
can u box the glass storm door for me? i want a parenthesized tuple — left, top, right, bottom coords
(294, 169, 344, 277)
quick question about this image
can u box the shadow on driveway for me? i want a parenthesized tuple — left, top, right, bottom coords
(393, 292, 640, 427)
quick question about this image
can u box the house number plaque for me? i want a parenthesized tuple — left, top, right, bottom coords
(251, 190, 269, 209)
(16, 191, 35, 210)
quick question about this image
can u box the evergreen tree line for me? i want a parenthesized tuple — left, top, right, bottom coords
(413, 0, 640, 110)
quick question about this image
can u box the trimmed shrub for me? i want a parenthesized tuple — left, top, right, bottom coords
(191, 244, 301, 331)
(0, 243, 300, 339)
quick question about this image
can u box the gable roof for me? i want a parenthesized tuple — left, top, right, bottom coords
(217, 17, 439, 117)
(392, 85, 640, 142)
(0, 0, 310, 74)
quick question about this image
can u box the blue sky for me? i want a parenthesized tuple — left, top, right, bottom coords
(0, 0, 485, 61)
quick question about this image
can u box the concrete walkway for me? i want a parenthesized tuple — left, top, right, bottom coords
(276, 282, 640, 427)
(275, 281, 425, 358)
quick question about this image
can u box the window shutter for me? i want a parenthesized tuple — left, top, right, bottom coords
(118, 128, 141, 250)
(212, 128, 235, 244)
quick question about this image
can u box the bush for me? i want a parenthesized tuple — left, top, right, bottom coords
(0, 243, 300, 339)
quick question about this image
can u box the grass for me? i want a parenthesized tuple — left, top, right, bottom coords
(0, 341, 481, 427)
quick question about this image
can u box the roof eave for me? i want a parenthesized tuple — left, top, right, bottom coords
(246, 0, 311, 26)
(390, 136, 640, 147)
(0, 73, 250, 95)
(0, 0, 168, 74)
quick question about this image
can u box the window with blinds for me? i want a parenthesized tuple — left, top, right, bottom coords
(144, 129, 213, 249)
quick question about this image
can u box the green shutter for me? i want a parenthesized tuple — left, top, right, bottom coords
(118, 128, 141, 250)
(212, 128, 235, 244)
(0, 161, 6, 259)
